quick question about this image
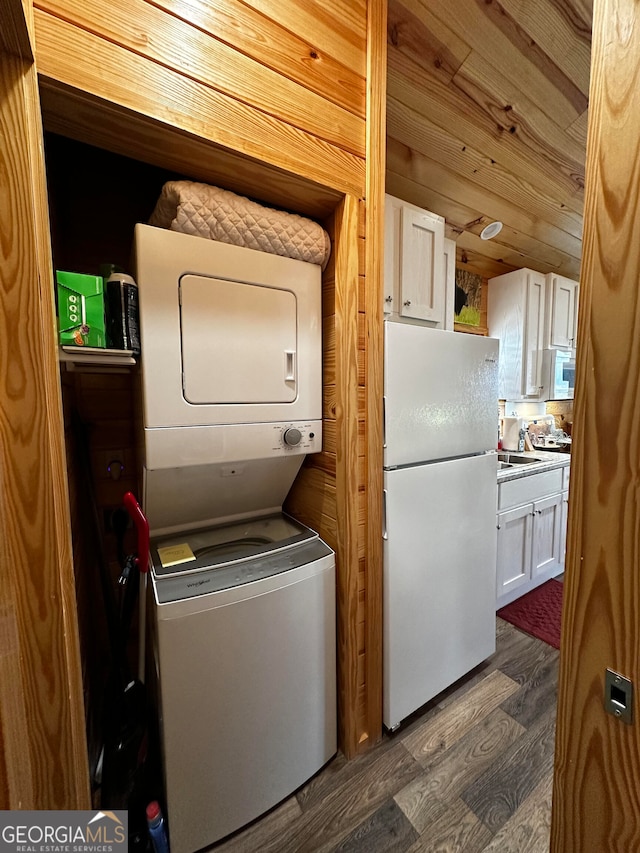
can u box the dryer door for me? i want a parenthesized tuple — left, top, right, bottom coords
(180, 274, 297, 405)
(135, 225, 321, 429)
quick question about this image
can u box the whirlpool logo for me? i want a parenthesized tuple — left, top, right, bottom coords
(0, 810, 128, 852)
(186, 578, 210, 588)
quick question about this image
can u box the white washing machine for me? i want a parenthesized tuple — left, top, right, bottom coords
(148, 514, 335, 853)
(134, 226, 336, 853)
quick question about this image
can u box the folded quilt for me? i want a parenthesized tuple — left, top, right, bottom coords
(149, 181, 331, 269)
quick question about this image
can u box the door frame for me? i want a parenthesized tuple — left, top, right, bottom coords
(551, 0, 640, 846)
(0, 0, 89, 808)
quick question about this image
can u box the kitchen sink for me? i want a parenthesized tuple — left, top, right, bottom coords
(498, 453, 543, 465)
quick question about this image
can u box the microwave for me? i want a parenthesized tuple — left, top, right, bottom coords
(542, 348, 575, 399)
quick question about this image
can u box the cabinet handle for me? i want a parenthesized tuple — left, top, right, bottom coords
(497, 524, 501, 530)
(531, 511, 536, 517)
(385, 295, 393, 303)
(404, 300, 411, 307)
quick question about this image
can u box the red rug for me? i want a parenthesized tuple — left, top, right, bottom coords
(497, 579, 563, 649)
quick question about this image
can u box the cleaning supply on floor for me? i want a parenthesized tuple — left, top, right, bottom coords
(146, 801, 170, 853)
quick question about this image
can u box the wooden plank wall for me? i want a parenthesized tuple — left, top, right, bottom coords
(0, 0, 89, 807)
(288, 198, 362, 756)
(551, 0, 640, 848)
(33, 0, 366, 202)
(32, 0, 384, 758)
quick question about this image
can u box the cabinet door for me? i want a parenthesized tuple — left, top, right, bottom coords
(496, 504, 533, 598)
(523, 271, 547, 396)
(532, 493, 563, 577)
(443, 237, 456, 331)
(548, 275, 578, 349)
(560, 489, 570, 567)
(383, 195, 400, 315)
(400, 206, 445, 323)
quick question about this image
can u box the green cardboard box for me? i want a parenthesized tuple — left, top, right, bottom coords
(56, 270, 106, 348)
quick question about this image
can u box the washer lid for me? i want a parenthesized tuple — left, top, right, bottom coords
(150, 513, 315, 578)
(152, 536, 333, 604)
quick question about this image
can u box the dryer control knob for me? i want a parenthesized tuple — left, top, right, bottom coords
(283, 428, 303, 447)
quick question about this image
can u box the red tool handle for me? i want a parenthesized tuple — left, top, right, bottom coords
(123, 491, 150, 574)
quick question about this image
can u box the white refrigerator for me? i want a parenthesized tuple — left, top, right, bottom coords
(383, 321, 499, 730)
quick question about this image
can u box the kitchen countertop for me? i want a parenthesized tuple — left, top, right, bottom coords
(497, 449, 570, 483)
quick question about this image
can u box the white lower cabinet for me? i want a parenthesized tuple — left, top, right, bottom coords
(560, 489, 569, 564)
(531, 493, 563, 577)
(496, 466, 567, 609)
(496, 503, 533, 600)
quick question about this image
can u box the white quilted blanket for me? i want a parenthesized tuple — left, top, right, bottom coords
(149, 181, 331, 269)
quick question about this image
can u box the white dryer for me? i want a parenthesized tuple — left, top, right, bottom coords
(133, 223, 323, 534)
(134, 225, 336, 853)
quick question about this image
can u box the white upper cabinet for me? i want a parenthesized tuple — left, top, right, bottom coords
(383, 195, 398, 316)
(545, 273, 579, 351)
(399, 207, 444, 322)
(443, 237, 456, 331)
(488, 268, 547, 400)
(384, 194, 450, 327)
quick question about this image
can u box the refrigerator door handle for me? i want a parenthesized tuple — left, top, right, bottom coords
(383, 396, 386, 449)
(382, 489, 388, 540)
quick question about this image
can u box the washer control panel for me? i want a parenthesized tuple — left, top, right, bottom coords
(274, 422, 321, 453)
(145, 420, 323, 470)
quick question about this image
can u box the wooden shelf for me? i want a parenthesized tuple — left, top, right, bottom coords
(58, 346, 136, 371)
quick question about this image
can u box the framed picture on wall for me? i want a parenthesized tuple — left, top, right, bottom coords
(454, 269, 482, 326)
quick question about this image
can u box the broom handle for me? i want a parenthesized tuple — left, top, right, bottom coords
(123, 492, 149, 683)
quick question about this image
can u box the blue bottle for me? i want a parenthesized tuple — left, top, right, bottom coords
(146, 801, 170, 853)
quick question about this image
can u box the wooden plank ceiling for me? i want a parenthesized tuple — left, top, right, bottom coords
(386, 0, 592, 280)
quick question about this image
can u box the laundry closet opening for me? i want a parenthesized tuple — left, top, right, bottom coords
(43, 131, 348, 787)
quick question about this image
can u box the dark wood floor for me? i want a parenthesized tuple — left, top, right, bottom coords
(212, 618, 558, 853)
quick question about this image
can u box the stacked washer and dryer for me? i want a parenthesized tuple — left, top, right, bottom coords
(133, 224, 337, 853)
